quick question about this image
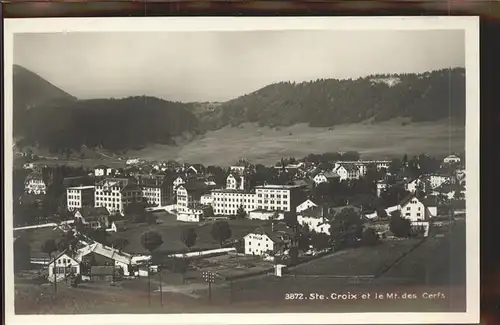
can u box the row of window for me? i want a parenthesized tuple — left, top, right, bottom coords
(53, 266, 78, 274)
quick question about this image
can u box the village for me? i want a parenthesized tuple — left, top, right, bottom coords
(13, 151, 466, 312)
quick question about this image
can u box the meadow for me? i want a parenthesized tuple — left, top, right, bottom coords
(127, 119, 465, 166)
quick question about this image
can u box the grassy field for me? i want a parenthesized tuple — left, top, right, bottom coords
(107, 214, 268, 255)
(14, 227, 65, 259)
(14, 221, 466, 314)
(128, 119, 465, 166)
(22, 119, 464, 168)
(290, 238, 423, 277)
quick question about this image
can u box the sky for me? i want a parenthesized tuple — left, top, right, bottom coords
(14, 30, 465, 102)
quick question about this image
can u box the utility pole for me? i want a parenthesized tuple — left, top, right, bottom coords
(202, 271, 216, 303)
(159, 265, 163, 307)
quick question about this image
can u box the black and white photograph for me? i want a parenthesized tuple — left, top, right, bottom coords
(4, 17, 479, 325)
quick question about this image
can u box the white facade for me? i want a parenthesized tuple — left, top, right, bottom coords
(254, 185, 300, 212)
(248, 210, 283, 220)
(405, 179, 426, 193)
(229, 165, 246, 174)
(376, 181, 388, 197)
(226, 174, 245, 190)
(335, 166, 361, 181)
(244, 233, 275, 256)
(67, 186, 95, 211)
(201, 193, 213, 205)
(443, 155, 461, 165)
(211, 189, 257, 215)
(24, 177, 47, 195)
(428, 174, 451, 189)
(399, 196, 436, 222)
(297, 214, 327, 234)
(176, 208, 204, 223)
(94, 166, 115, 177)
(48, 253, 81, 278)
(296, 199, 318, 213)
(173, 176, 185, 193)
(95, 178, 141, 215)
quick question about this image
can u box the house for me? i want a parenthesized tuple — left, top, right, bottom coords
(107, 220, 127, 232)
(226, 173, 247, 190)
(66, 185, 95, 211)
(427, 173, 452, 189)
(443, 154, 461, 165)
(24, 171, 47, 195)
(254, 184, 303, 213)
(313, 171, 340, 185)
(297, 205, 330, 235)
(48, 251, 82, 281)
(296, 199, 318, 213)
(398, 194, 437, 222)
(74, 207, 110, 229)
(176, 204, 211, 223)
(176, 184, 212, 222)
(376, 180, 388, 197)
(186, 164, 206, 175)
(335, 165, 361, 181)
(94, 165, 116, 177)
(78, 242, 134, 276)
(243, 224, 296, 256)
(405, 178, 429, 194)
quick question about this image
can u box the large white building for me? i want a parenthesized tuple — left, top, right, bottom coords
(334, 165, 361, 181)
(24, 171, 47, 195)
(211, 189, 257, 215)
(94, 165, 116, 177)
(254, 184, 303, 212)
(66, 185, 95, 211)
(443, 154, 461, 165)
(175, 184, 212, 222)
(226, 173, 247, 190)
(95, 178, 142, 215)
(136, 174, 172, 207)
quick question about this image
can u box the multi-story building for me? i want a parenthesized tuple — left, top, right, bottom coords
(175, 184, 211, 222)
(296, 199, 318, 213)
(254, 184, 303, 212)
(24, 171, 47, 195)
(211, 189, 257, 216)
(136, 174, 171, 207)
(94, 178, 142, 215)
(66, 186, 95, 211)
(74, 207, 110, 229)
(94, 165, 116, 177)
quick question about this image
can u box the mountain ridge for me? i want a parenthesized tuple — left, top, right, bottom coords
(13, 65, 466, 153)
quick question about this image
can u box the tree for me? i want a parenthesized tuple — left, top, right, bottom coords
(376, 206, 389, 220)
(388, 158, 403, 175)
(236, 205, 246, 219)
(14, 237, 31, 272)
(210, 221, 232, 247)
(180, 227, 197, 251)
(310, 232, 330, 250)
(329, 208, 364, 249)
(141, 231, 164, 306)
(289, 246, 299, 264)
(361, 227, 380, 246)
(57, 231, 79, 253)
(389, 210, 411, 238)
(341, 151, 360, 161)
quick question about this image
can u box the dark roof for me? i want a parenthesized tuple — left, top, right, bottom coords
(113, 220, 127, 230)
(77, 207, 110, 218)
(91, 266, 115, 276)
(422, 196, 438, 207)
(339, 164, 360, 173)
(94, 165, 109, 169)
(121, 183, 142, 192)
(228, 173, 242, 183)
(399, 193, 418, 207)
(300, 205, 326, 219)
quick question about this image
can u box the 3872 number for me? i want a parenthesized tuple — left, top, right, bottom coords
(285, 293, 305, 300)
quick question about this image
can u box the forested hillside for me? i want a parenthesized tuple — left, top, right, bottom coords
(196, 68, 466, 129)
(16, 96, 202, 153)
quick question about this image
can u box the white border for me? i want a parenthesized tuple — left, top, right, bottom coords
(3, 16, 480, 325)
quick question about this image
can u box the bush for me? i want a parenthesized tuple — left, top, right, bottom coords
(361, 227, 380, 246)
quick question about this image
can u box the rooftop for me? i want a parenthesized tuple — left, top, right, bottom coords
(67, 185, 95, 190)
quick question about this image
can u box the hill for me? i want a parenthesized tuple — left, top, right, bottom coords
(16, 96, 202, 154)
(195, 68, 466, 130)
(13, 64, 76, 135)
